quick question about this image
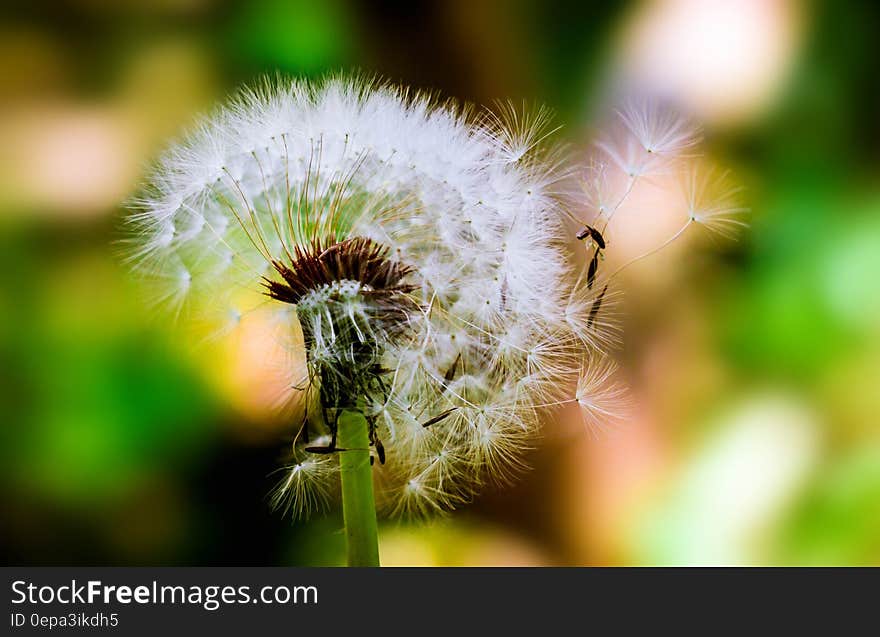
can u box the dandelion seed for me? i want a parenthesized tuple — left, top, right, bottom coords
(574, 359, 628, 434)
(269, 439, 336, 518)
(580, 160, 616, 218)
(617, 99, 702, 157)
(683, 165, 749, 238)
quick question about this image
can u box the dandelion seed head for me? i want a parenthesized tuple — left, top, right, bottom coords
(127, 76, 631, 518)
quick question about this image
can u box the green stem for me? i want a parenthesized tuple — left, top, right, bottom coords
(337, 409, 380, 566)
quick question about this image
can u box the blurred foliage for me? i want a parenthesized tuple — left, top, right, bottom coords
(229, 0, 354, 75)
(0, 223, 214, 498)
(780, 445, 880, 564)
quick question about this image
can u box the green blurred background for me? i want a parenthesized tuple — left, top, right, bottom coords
(1, 0, 878, 566)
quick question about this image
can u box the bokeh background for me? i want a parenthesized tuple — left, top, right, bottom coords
(2, 0, 878, 566)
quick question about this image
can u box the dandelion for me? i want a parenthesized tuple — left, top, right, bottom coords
(125, 75, 739, 566)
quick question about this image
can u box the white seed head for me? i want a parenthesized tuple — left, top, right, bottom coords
(126, 76, 633, 518)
